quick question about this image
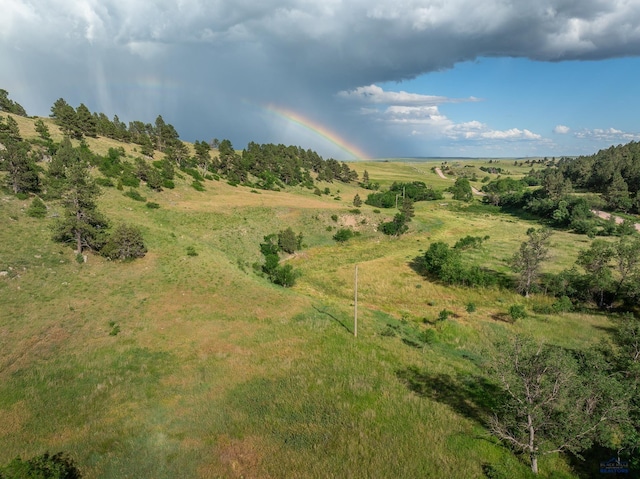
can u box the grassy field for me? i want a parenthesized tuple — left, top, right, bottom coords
(0, 118, 616, 478)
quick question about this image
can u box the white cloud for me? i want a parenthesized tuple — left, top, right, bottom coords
(444, 123, 543, 141)
(338, 84, 479, 106)
(554, 125, 571, 134)
(575, 128, 640, 142)
(2, 0, 640, 157)
(342, 84, 545, 145)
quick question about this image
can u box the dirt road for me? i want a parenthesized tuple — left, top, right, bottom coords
(591, 210, 640, 232)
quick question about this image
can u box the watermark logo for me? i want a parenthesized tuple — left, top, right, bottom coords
(600, 457, 629, 474)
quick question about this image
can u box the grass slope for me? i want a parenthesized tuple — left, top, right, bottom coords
(0, 117, 613, 478)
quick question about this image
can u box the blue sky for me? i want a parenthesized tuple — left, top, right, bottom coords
(370, 56, 640, 158)
(2, 0, 640, 160)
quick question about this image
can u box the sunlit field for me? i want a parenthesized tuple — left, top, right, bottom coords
(0, 118, 617, 478)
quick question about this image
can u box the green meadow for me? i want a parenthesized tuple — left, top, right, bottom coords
(0, 119, 617, 478)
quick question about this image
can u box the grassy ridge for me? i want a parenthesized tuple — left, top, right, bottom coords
(0, 118, 612, 478)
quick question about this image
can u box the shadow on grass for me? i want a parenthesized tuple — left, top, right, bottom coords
(408, 256, 429, 277)
(396, 366, 505, 427)
(311, 304, 352, 335)
(490, 312, 515, 324)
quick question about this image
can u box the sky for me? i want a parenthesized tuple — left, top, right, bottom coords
(2, 0, 640, 160)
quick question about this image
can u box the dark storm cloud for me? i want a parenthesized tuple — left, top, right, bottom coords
(2, 0, 640, 156)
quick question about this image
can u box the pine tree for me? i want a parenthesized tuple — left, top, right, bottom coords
(34, 119, 52, 142)
(76, 103, 97, 138)
(401, 197, 415, 221)
(51, 142, 108, 253)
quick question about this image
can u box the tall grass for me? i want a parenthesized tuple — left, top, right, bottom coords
(0, 121, 614, 478)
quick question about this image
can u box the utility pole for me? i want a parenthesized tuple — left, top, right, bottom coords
(354, 264, 358, 338)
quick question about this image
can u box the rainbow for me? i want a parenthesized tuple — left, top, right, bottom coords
(264, 104, 369, 160)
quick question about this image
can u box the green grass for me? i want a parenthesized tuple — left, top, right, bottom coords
(0, 118, 619, 478)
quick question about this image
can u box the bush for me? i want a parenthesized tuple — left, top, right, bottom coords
(191, 180, 205, 191)
(100, 224, 147, 261)
(508, 304, 527, 321)
(26, 197, 47, 218)
(145, 202, 160, 209)
(186, 246, 198, 256)
(162, 179, 175, 189)
(552, 295, 573, 313)
(453, 235, 485, 250)
(272, 263, 299, 287)
(1, 452, 82, 478)
(123, 188, 146, 202)
(333, 228, 354, 242)
(437, 309, 453, 321)
(183, 167, 204, 181)
(466, 302, 476, 313)
(94, 177, 114, 187)
(331, 214, 338, 222)
(120, 172, 140, 188)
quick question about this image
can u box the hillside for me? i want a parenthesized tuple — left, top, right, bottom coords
(1, 110, 639, 478)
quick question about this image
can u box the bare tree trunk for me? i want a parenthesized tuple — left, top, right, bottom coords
(531, 454, 538, 474)
(528, 415, 538, 474)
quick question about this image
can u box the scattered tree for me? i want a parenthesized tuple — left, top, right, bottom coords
(333, 228, 355, 243)
(489, 336, 627, 475)
(450, 177, 473, 202)
(577, 239, 614, 307)
(26, 197, 47, 218)
(277, 227, 300, 254)
(510, 228, 552, 297)
(100, 224, 147, 261)
(51, 145, 108, 253)
(0, 89, 27, 116)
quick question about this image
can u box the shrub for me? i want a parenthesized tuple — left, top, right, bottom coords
(272, 263, 299, 287)
(191, 180, 205, 191)
(331, 214, 338, 222)
(145, 202, 160, 209)
(186, 246, 198, 256)
(120, 172, 140, 187)
(1, 452, 82, 478)
(454, 235, 485, 250)
(26, 197, 47, 218)
(508, 304, 527, 321)
(100, 224, 147, 261)
(183, 167, 204, 181)
(108, 321, 120, 336)
(466, 302, 476, 313)
(552, 295, 573, 313)
(437, 309, 452, 321)
(124, 188, 146, 202)
(333, 228, 354, 242)
(94, 177, 114, 187)
(162, 179, 175, 189)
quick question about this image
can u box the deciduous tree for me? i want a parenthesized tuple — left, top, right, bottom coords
(489, 336, 627, 475)
(510, 228, 552, 297)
